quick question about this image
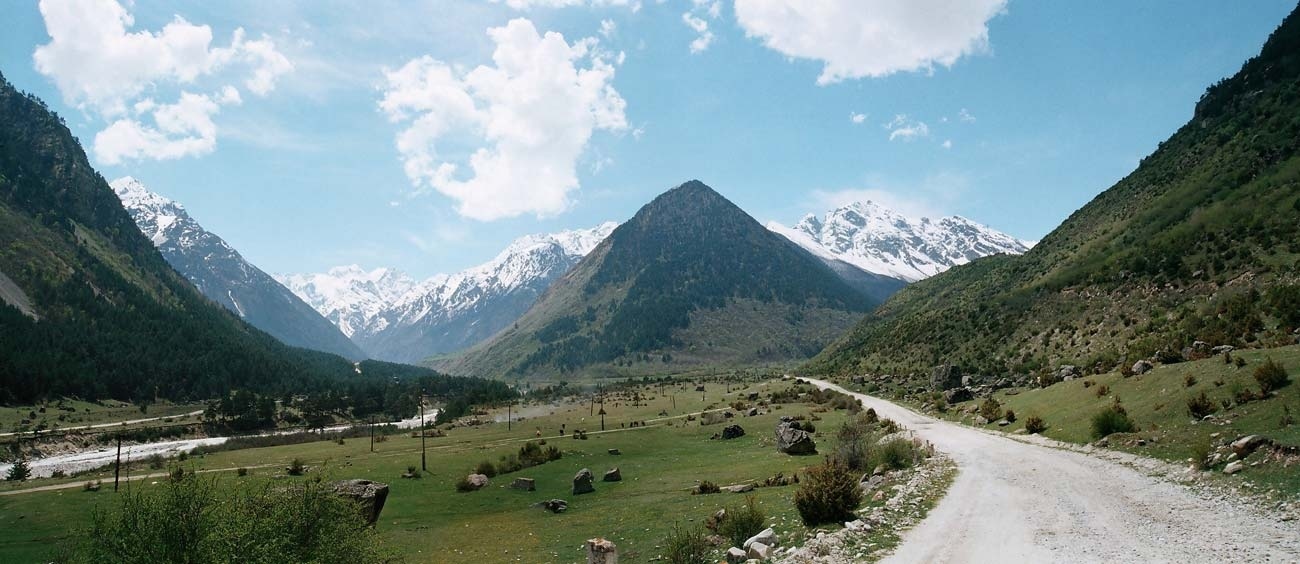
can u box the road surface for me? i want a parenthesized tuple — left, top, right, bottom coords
(803, 378, 1300, 563)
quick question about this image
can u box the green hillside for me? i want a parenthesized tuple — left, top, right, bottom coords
(804, 6, 1300, 382)
(447, 180, 878, 379)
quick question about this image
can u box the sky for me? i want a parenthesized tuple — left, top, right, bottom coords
(1, 0, 1294, 280)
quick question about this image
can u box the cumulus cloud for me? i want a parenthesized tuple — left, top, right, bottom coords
(32, 0, 291, 163)
(599, 19, 617, 39)
(500, 0, 642, 11)
(884, 114, 929, 141)
(942, 139, 953, 149)
(734, 0, 1007, 84)
(849, 112, 866, 124)
(380, 18, 627, 221)
(682, 0, 721, 53)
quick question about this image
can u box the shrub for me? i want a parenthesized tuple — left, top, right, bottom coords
(1282, 405, 1296, 427)
(793, 459, 862, 526)
(1183, 374, 1197, 388)
(1025, 415, 1047, 434)
(474, 460, 497, 478)
(1095, 384, 1110, 398)
(663, 522, 710, 564)
(694, 480, 720, 495)
(287, 458, 305, 476)
(68, 474, 389, 563)
(801, 421, 817, 434)
(718, 496, 766, 548)
(862, 408, 879, 424)
(5, 458, 30, 482)
(147, 454, 166, 470)
(454, 476, 476, 493)
(978, 397, 1002, 422)
(871, 438, 920, 471)
(1090, 407, 1136, 439)
(1186, 392, 1217, 419)
(1254, 358, 1290, 393)
(1234, 356, 1247, 368)
(1191, 438, 1213, 471)
(236, 468, 248, 477)
(168, 466, 185, 483)
(1003, 409, 1016, 423)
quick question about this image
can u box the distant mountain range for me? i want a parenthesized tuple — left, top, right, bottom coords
(804, 6, 1300, 383)
(768, 201, 1032, 283)
(279, 223, 617, 364)
(111, 177, 365, 360)
(444, 180, 881, 379)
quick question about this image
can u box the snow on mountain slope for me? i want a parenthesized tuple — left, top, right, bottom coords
(111, 177, 367, 360)
(768, 201, 1032, 283)
(281, 222, 618, 363)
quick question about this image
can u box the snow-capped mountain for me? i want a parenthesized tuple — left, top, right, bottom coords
(280, 222, 618, 363)
(768, 201, 1032, 283)
(111, 177, 367, 360)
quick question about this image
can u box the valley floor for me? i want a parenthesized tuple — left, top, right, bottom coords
(806, 378, 1300, 562)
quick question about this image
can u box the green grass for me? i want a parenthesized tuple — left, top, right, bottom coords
(0, 399, 205, 435)
(0, 379, 860, 563)
(949, 345, 1300, 494)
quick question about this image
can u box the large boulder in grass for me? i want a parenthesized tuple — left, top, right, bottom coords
(466, 474, 490, 490)
(775, 422, 817, 455)
(573, 468, 596, 494)
(930, 364, 962, 391)
(721, 425, 746, 439)
(603, 468, 622, 482)
(1132, 360, 1154, 375)
(1231, 435, 1270, 458)
(330, 479, 389, 525)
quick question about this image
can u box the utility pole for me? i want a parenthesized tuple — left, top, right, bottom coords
(369, 417, 375, 453)
(419, 392, 427, 472)
(507, 401, 512, 432)
(113, 434, 122, 492)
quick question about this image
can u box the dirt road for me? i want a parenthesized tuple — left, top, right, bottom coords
(803, 378, 1300, 563)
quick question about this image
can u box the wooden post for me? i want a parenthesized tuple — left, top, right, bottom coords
(113, 435, 122, 492)
(369, 417, 374, 453)
(419, 395, 427, 472)
(507, 402, 512, 432)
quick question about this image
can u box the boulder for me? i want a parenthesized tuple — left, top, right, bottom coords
(603, 468, 622, 482)
(330, 479, 389, 525)
(585, 538, 617, 564)
(1132, 360, 1154, 375)
(1212, 345, 1235, 355)
(466, 474, 490, 490)
(573, 468, 596, 495)
(747, 408, 759, 417)
(536, 499, 568, 513)
(726, 547, 748, 564)
(725, 483, 756, 494)
(608, 448, 621, 455)
(872, 490, 886, 502)
(1231, 435, 1270, 458)
(943, 388, 973, 404)
(930, 364, 962, 391)
(747, 541, 772, 560)
(721, 425, 746, 440)
(1223, 461, 1245, 475)
(510, 477, 536, 491)
(860, 474, 885, 492)
(743, 527, 777, 549)
(775, 422, 817, 455)
(1192, 341, 1212, 354)
(974, 415, 989, 426)
(1058, 365, 1080, 381)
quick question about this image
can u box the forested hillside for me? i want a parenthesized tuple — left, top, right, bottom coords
(804, 6, 1300, 382)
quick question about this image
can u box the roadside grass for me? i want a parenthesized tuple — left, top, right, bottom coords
(948, 345, 1300, 495)
(0, 399, 205, 435)
(0, 379, 855, 563)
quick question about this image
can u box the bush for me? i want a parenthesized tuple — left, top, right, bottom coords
(1024, 415, 1047, 434)
(793, 459, 862, 526)
(870, 439, 920, 471)
(1191, 437, 1213, 471)
(1183, 374, 1197, 388)
(718, 496, 766, 548)
(862, 408, 878, 424)
(1094, 384, 1109, 398)
(833, 414, 876, 472)
(1254, 357, 1290, 393)
(1090, 407, 1136, 439)
(5, 458, 30, 482)
(1186, 391, 1217, 419)
(286, 458, 305, 476)
(66, 475, 389, 563)
(978, 397, 1002, 422)
(474, 460, 498, 478)
(695, 480, 720, 495)
(663, 522, 710, 564)
(236, 468, 248, 477)
(1003, 409, 1016, 423)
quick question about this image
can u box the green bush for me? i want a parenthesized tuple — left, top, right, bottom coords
(978, 397, 1002, 422)
(65, 475, 389, 563)
(1090, 407, 1136, 439)
(454, 475, 477, 493)
(870, 438, 920, 471)
(793, 459, 862, 526)
(286, 458, 305, 476)
(474, 460, 497, 478)
(718, 496, 766, 548)
(663, 522, 711, 564)
(1003, 409, 1016, 423)
(6, 459, 31, 482)
(1254, 357, 1290, 393)
(694, 480, 720, 495)
(1024, 415, 1047, 434)
(1186, 391, 1217, 419)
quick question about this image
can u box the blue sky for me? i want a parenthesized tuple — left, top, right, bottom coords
(1, 0, 1294, 279)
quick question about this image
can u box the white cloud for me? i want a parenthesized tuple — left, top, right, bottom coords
(599, 19, 617, 39)
(942, 139, 952, 149)
(501, 0, 642, 11)
(849, 112, 866, 124)
(958, 108, 976, 122)
(734, 0, 1007, 84)
(884, 114, 929, 141)
(32, 0, 291, 163)
(380, 18, 627, 221)
(94, 92, 223, 164)
(682, 13, 714, 53)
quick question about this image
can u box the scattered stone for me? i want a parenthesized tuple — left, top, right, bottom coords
(1058, 365, 1080, 381)
(535, 499, 568, 513)
(775, 421, 817, 455)
(722, 424, 746, 440)
(974, 415, 989, 425)
(1192, 341, 1212, 353)
(930, 364, 962, 391)
(1224, 461, 1245, 475)
(726, 546, 748, 564)
(573, 468, 596, 495)
(872, 490, 886, 502)
(608, 448, 621, 455)
(747, 541, 772, 560)
(1231, 435, 1270, 458)
(743, 527, 777, 549)
(1212, 345, 1235, 355)
(466, 474, 490, 490)
(330, 479, 389, 525)
(1132, 360, 1154, 375)
(860, 474, 885, 492)
(585, 537, 618, 564)
(747, 408, 759, 417)
(510, 477, 536, 491)
(725, 483, 756, 494)
(943, 387, 973, 404)
(603, 468, 622, 482)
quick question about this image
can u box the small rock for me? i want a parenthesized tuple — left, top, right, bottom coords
(608, 448, 621, 455)
(510, 477, 536, 491)
(535, 499, 568, 513)
(722, 425, 746, 440)
(1132, 360, 1154, 375)
(1231, 435, 1270, 457)
(744, 527, 777, 549)
(872, 490, 886, 502)
(726, 547, 748, 564)
(747, 541, 772, 560)
(1224, 461, 1245, 475)
(573, 468, 596, 495)
(603, 468, 622, 482)
(466, 474, 489, 490)
(725, 483, 756, 494)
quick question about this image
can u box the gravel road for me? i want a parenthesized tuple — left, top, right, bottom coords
(803, 378, 1300, 563)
